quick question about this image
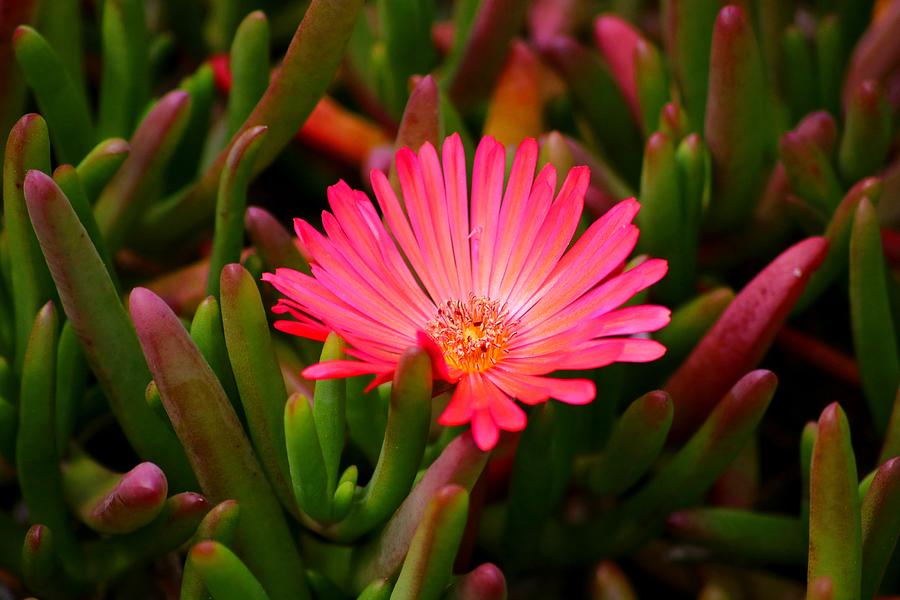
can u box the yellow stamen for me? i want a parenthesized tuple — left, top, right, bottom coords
(427, 295, 518, 373)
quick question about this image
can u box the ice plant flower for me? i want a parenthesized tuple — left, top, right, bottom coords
(263, 134, 670, 450)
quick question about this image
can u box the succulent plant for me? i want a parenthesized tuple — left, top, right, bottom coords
(0, 0, 898, 599)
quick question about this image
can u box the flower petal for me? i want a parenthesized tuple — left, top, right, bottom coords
(302, 360, 392, 379)
(472, 408, 500, 451)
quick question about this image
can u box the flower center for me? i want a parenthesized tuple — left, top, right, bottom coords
(427, 295, 518, 373)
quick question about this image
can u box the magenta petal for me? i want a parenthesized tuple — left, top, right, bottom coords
(438, 376, 475, 426)
(302, 360, 391, 379)
(471, 409, 500, 451)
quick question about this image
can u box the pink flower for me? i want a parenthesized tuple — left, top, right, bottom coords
(263, 135, 669, 451)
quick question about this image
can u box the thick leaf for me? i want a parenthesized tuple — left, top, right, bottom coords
(227, 11, 270, 136)
(97, 0, 150, 138)
(849, 198, 900, 431)
(376, 0, 436, 116)
(138, 0, 364, 245)
(392, 486, 469, 600)
(75, 138, 128, 204)
(245, 206, 309, 273)
(323, 348, 432, 541)
(541, 36, 641, 183)
(314, 333, 347, 495)
(861, 457, 900, 599)
(703, 5, 771, 231)
(16, 303, 78, 564)
(660, 0, 719, 129)
(188, 541, 270, 600)
(587, 391, 673, 496)
(351, 432, 488, 591)
(444, 0, 527, 109)
(666, 238, 827, 438)
(12, 26, 93, 163)
(208, 127, 267, 297)
(3, 114, 52, 372)
(94, 90, 192, 252)
(667, 508, 806, 564)
(839, 80, 892, 185)
(542, 370, 777, 563)
(22, 525, 75, 599)
(807, 403, 861, 599)
(84, 492, 209, 582)
(843, 0, 900, 106)
(482, 42, 543, 145)
(61, 455, 167, 535)
(129, 288, 309, 600)
(24, 170, 194, 488)
(445, 563, 507, 600)
(795, 178, 881, 312)
(181, 500, 242, 600)
(219, 263, 294, 512)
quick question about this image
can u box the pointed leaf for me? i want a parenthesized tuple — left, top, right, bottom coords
(587, 391, 673, 496)
(188, 541, 270, 600)
(129, 287, 310, 600)
(808, 403, 861, 599)
(324, 348, 432, 541)
(352, 432, 488, 590)
(703, 5, 771, 231)
(228, 11, 270, 136)
(849, 198, 900, 431)
(219, 263, 294, 511)
(138, 0, 364, 245)
(208, 127, 267, 297)
(75, 138, 129, 204)
(181, 500, 242, 600)
(392, 485, 469, 600)
(24, 170, 194, 488)
(666, 238, 827, 438)
(12, 26, 93, 163)
(97, 0, 150, 138)
(4, 114, 52, 372)
(94, 90, 192, 252)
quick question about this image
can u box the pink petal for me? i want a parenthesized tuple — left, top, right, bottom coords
(273, 319, 329, 341)
(515, 258, 668, 344)
(471, 409, 500, 451)
(416, 330, 453, 382)
(488, 138, 538, 297)
(514, 197, 641, 322)
(495, 167, 556, 301)
(488, 369, 596, 405)
(396, 146, 457, 301)
(419, 143, 464, 298)
(302, 360, 392, 379)
(371, 168, 443, 301)
(585, 305, 671, 337)
(469, 137, 507, 296)
(441, 133, 473, 295)
(438, 375, 475, 426)
(323, 182, 435, 319)
(545, 338, 668, 370)
(487, 389, 527, 432)
(506, 166, 590, 309)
